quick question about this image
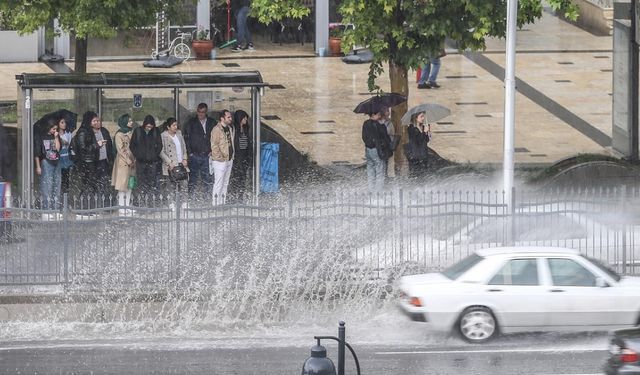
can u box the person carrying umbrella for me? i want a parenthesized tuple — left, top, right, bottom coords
(34, 115, 61, 218)
(404, 112, 431, 179)
(355, 93, 405, 192)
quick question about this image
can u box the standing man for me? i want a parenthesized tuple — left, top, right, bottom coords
(210, 109, 235, 204)
(183, 103, 215, 202)
(230, 0, 254, 52)
(361, 110, 391, 192)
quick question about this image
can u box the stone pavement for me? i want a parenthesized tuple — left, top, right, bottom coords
(0, 9, 614, 168)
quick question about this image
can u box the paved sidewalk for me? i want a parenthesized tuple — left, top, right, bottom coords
(0, 9, 614, 168)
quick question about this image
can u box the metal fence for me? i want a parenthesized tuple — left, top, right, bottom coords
(1, 187, 639, 289)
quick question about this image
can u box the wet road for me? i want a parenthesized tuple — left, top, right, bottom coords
(0, 333, 610, 375)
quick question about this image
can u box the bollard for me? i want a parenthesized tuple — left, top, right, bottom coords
(301, 340, 336, 375)
(302, 322, 361, 375)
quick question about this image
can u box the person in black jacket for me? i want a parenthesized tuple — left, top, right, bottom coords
(229, 110, 253, 202)
(73, 111, 113, 206)
(361, 110, 391, 192)
(130, 115, 163, 196)
(404, 111, 431, 179)
(182, 103, 214, 201)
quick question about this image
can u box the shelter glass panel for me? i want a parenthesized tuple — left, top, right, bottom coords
(101, 88, 177, 132)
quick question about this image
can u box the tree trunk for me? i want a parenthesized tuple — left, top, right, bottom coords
(389, 60, 409, 175)
(74, 37, 87, 74)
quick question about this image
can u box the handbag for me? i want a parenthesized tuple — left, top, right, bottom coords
(169, 165, 188, 182)
(128, 175, 137, 190)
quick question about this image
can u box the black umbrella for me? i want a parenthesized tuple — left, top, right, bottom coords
(353, 93, 407, 115)
(33, 109, 78, 135)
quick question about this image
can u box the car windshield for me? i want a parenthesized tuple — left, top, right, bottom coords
(584, 256, 621, 282)
(442, 253, 484, 280)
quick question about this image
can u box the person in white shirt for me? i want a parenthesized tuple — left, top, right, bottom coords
(210, 110, 235, 205)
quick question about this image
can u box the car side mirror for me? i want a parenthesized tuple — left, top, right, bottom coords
(596, 277, 609, 288)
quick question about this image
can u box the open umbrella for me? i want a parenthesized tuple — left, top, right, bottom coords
(354, 93, 407, 115)
(33, 109, 78, 134)
(400, 103, 451, 125)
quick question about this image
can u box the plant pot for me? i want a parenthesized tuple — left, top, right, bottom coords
(328, 37, 342, 56)
(192, 40, 214, 60)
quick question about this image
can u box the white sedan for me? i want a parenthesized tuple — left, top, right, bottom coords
(397, 247, 640, 343)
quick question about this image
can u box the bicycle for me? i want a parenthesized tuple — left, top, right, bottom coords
(151, 30, 192, 60)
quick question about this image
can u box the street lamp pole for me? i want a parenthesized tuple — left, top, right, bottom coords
(503, 0, 518, 204)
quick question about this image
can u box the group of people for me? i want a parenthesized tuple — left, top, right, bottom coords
(361, 107, 432, 192)
(34, 103, 253, 216)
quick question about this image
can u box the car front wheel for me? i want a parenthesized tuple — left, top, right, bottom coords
(458, 306, 497, 343)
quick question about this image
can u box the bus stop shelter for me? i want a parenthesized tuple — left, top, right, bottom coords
(15, 71, 268, 201)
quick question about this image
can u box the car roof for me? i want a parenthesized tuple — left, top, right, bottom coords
(476, 246, 580, 257)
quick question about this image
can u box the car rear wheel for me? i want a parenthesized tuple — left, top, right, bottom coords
(458, 306, 497, 343)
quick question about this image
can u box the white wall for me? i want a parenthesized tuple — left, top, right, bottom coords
(0, 31, 39, 62)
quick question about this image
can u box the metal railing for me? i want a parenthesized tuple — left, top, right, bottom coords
(1, 187, 638, 287)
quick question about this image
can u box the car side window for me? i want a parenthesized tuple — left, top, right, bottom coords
(548, 258, 596, 287)
(489, 259, 539, 286)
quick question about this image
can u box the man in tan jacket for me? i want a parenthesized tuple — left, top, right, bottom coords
(210, 109, 235, 204)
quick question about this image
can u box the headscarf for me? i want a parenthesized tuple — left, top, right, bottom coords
(117, 114, 133, 134)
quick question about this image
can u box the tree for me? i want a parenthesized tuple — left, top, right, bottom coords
(338, 0, 578, 170)
(0, 0, 193, 73)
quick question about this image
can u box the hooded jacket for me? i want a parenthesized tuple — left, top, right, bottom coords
(130, 118, 163, 163)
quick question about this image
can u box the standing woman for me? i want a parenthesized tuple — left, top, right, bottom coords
(34, 117, 61, 217)
(404, 112, 431, 179)
(129, 115, 162, 196)
(229, 110, 252, 202)
(159, 117, 188, 203)
(57, 116, 74, 197)
(111, 114, 136, 214)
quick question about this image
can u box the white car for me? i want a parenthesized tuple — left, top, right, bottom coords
(397, 247, 640, 343)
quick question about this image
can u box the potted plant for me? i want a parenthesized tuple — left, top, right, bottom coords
(328, 23, 344, 56)
(191, 25, 214, 59)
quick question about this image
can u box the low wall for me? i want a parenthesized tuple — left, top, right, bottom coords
(0, 31, 39, 62)
(569, 0, 614, 36)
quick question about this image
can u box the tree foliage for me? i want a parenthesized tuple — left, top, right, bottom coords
(251, 0, 311, 24)
(0, 0, 193, 72)
(338, 0, 578, 91)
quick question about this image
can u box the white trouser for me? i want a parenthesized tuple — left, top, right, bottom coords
(117, 190, 132, 206)
(212, 160, 233, 204)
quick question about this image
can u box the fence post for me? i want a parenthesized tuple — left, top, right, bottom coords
(398, 188, 404, 263)
(621, 185, 627, 275)
(175, 185, 182, 281)
(508, 186, 516, 246)
(63, 193, 69, 284)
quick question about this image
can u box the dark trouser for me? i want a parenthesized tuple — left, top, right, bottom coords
(408, 158, 429, 179)
(75, 161, 97, 209)
(187, 154, 212, 201)
(61, 167, 72, 196)
(137, 161, 160, 196)
(229, 151, 251, 202)
(95, 159, 111, 198)
(236, 6, 252, 46)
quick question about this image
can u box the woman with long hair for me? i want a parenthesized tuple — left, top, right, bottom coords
(129, 115, 162, 196)
(160, 117, 188, 206)
(34, 116, 61, 218)
(229, 110, 252, 202)
(404, 111, 431, 179)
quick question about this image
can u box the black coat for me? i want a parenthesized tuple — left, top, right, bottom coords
(182, 116, 215, 157)
(75, 126, 114, 164)
(404, 124, 429, 161)
(130, 126, 162, 163)
(0, 123, 15, 182)
(233, 123, 253, 161)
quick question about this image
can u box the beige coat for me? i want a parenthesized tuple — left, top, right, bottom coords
(160, 130, 189, 176)
(111, 131, 135, 191)
(210, 123, 235, 162)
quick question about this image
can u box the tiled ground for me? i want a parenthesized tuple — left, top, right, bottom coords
(1, 9, 615, 167)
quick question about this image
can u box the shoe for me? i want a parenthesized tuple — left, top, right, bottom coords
(231, 45, 243, 52)
(417, 83, 431, 89)
(246, 43, 254, 51)
(428, 81, 440, 88)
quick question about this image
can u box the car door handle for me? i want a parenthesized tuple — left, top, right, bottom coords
(549, 289, 565, 292)
(487, 288, 503, 292)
